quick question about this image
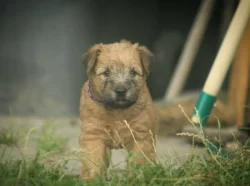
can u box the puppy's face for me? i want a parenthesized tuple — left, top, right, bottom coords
(84, 40, 153, 109)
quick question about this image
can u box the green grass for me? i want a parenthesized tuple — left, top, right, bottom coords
(0, 120, 250, 186)
(0, 147, 250, 186)
(35, 122, 68, 155)
(0, 152, 85, 186)
(0, 128, 18, 147)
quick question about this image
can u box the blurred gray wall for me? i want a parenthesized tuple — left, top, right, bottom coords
(0, 0, 97, 116)
(0, 0, 235, 117)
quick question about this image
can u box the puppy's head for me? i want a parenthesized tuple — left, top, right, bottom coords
(83, 40, 153, 109)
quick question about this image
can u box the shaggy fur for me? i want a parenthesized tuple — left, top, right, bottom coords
(79, 40, 158, 180)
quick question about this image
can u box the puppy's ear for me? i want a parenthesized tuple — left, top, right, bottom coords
(138, 46, 153, 77)
(82, 44, 102, 74)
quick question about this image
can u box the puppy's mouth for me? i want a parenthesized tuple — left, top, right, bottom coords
(106, 98, 136, 109)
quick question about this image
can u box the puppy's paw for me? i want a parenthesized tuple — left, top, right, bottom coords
(80, 167, 99, 181)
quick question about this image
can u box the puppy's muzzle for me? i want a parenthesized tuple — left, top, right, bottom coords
(103, 80, 137, 109)
(114, 86, 127, 98)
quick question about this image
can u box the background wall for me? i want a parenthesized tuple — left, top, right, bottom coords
(0, 0, 236, 117)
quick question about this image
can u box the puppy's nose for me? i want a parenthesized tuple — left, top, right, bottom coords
(115, 87, 127, 96)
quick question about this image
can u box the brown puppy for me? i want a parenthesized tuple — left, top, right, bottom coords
(79, 40, 158, 180)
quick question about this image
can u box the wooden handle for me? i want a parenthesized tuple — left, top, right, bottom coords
(192, 0, 250, 126)
(203, 0, 250, 95)
(164, 0, 215, 101)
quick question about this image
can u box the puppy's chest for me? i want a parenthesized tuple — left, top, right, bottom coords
(103, 121, 136, 148)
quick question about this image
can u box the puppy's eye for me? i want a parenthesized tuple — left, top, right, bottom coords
(103, 71, 110, 77)
(131, 69, 137, 76)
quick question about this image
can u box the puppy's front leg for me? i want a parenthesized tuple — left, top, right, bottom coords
(126, 133, 156, 165)
(79, 137, 108, 181)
